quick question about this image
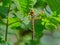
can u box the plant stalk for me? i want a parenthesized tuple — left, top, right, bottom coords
(5, 1, 11, 42)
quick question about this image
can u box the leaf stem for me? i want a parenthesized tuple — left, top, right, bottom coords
(5, 1, 11, 42)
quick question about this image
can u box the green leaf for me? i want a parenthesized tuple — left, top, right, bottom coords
(34, 19, 45, 38)
(9, 17, 21, 29)
(20, 0, 36, 16)
(46, 0, 60, 14)
(45, 23, 55, 31)
(0, 6, 8, 18)
(34, 0, 47, 8)
(3, 0, 11, 7)
(48, 17, 59, 25)
(14, 0, 37, 16)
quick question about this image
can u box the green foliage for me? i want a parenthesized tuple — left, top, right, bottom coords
(0, 0, 60, 45)
(46, 0, 60, 14)
(34, 0, 47, 8)
(14, 0, 36, 16)
(3, 0, 11, 7)
(0, 6, 8, 18)
(34, 19, 45, 38)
